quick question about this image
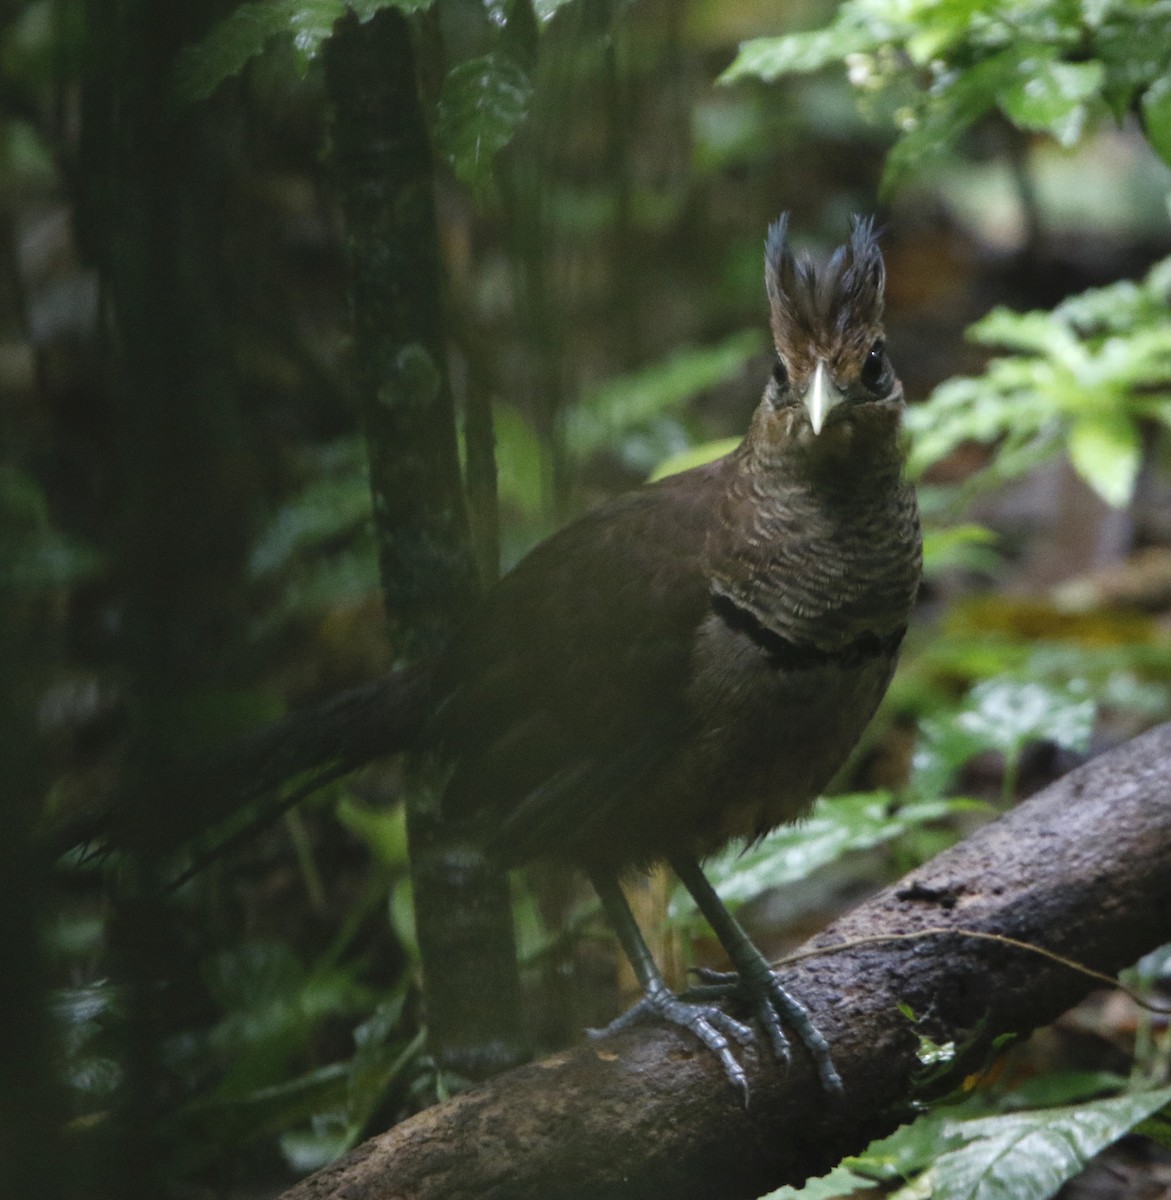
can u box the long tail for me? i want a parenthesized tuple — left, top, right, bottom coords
(48, 660, 436, 861)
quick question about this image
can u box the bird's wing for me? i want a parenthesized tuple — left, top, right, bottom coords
(435, 460, 726, 862)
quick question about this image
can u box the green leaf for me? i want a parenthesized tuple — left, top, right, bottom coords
(914, 678, 1095, 799)
(922, 524, 1000, 578)
(434, 53, 533, 197)
(1141, 74, 1171, 167)
(174, 2, 287, 100)
(673, 793, 982, 916)
(1135, 1106, 1171, 1152)
(927, 1085, 1171, 1200)
(969, 307, 1067, 354)
(335, 797, 409, 867)
(997, 58, 1104, 146)
(649, 437, 742, 482)
(491, 401, 547, 520)
(570, 329, 762, 460)
(1096, 1, 1171, 114)
(954, 677, 1095, 759)
(881, 47, 1022, 194)
(849, 1106, 971, 1185)
(1067, 412, 1141, 507)
(760, 1163, 879, 1199)
(174, 0, 433, 102)
(720, 21, 881, 85)
(250, 472, 373, 578)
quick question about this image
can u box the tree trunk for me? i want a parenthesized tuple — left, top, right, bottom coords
(323, 9, 524, 1083)
(277, 720, 1171, 1200)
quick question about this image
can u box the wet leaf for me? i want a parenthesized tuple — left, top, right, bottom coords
(926, 1085, 1171, 1200)
(174, 1, 434, 101)
(434, 53, 533, 197)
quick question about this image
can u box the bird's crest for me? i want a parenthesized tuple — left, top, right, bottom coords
(765, 215, 886, 364)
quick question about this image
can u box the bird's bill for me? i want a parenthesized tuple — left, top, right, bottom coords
(804, 360, 846, 435)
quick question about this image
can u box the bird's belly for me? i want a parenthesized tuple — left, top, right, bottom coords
(666, 615, 898, 859)
(700, 658, 891, 847)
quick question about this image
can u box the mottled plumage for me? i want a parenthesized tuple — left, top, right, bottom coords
(425, 215, 922, 1093)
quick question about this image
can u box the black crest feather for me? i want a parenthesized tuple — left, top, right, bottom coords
(765, 215, 886, 361)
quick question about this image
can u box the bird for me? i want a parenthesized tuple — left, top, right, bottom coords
(417, 214, 923, 1096)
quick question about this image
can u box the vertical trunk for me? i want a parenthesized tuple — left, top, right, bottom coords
(79, 1, 247, 1192)
(323, 9, 524, 1085)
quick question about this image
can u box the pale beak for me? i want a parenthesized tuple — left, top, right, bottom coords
(804, 360, 846, 435)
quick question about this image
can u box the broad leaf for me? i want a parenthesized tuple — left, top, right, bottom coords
(673, 793, 983, 916)
(761, 1163, 879, 1198)
(174, 0, 433, 101)
(927, 1086, 1171, 1200)
(914, 677, 1095, 799)
(434, 53, 533, 196)
(997, 58, 1104, 146)
(1141, 74, 1171, 167)
(720, 21, 881, 85)
(1067, 411, 1142, 507)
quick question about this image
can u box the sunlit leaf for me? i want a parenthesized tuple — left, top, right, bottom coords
(491, 401, 547, 520)
(1067, 412, 1141, 507)
(720, 21, 881, 85)
(997, 58, 1103, 146)
(336, 797, 409, 867)
(650, 437, 742, 481)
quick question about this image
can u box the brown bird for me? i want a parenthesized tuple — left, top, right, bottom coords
(427, 214, 922, 1094)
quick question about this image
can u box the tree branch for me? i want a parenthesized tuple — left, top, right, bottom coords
(278, 721, 1171, 1200)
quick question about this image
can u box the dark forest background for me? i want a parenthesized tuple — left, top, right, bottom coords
(2, 0, 1170, 1197)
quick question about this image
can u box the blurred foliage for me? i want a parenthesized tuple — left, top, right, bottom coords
(908, 255, 1171, 508)
(722, 0, 1171, 191)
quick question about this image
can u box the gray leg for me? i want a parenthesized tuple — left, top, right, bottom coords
(588, 868, 755, 1096)
(670, 854, 843, 1095)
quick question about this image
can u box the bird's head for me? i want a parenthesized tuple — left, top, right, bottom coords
(753, 214, 901, 457)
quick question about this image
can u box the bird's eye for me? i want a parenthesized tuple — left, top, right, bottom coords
(772, 357, 788, 388)
(861, 340, 887, 392)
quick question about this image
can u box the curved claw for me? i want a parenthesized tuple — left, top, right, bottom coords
(588, 983, 756, 1097)
(720, 961, 843, 1095)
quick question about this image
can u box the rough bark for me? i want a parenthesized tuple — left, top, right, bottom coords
(323, 10, 523, 1080)
(279, 720, 1171, 1200)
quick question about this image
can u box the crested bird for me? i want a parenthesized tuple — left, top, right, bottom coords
(426, 214, 922, 1094)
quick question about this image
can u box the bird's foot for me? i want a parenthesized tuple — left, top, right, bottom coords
(685, 964, 843, 1095)
(587, 981, 756, 1096)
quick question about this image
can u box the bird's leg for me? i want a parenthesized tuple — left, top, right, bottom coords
(670, 854, 843, 1095)
(587, 869, 755, 1095)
